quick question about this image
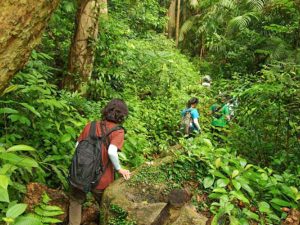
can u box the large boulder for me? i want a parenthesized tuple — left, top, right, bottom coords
(101, 157, 208, 225)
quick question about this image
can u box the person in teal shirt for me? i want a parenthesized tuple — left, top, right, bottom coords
(181, 97, 201, 133)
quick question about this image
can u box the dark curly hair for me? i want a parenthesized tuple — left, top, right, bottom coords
(101, 99, 128, 124)
(187, 97, 199, 108)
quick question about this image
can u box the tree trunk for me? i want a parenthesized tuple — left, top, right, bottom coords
(168, 0, 176, 39)
(183, 0, 187, 23)
(100, 0, 108, 15)
(175, 0, 181, 47)
(0, 0, 60, 94)
(63, 0, 101, 91)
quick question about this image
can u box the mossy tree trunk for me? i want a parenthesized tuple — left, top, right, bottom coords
(0, 0, 60, 94)
(167, 0, 176, 39)
(63, 0, 102, 91)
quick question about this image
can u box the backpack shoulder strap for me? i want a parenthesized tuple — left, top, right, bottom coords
(99, 122, 124, 145)
(105, 125, 124, 136)
(89, 121, 97, 139)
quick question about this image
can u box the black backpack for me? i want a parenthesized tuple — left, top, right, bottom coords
(68, 121, 123, 193)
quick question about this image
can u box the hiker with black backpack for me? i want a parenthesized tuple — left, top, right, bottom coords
(180, 97, 201, 136)
(68, 99, 130, 225)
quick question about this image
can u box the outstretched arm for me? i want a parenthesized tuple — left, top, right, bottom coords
(108, 144, 131, 180)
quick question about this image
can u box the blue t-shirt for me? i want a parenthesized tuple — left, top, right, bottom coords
(181, 108, 200, 130)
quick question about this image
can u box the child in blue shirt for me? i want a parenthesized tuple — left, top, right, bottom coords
(181, 97, 201, 133)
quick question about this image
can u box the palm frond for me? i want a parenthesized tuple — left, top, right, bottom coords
(179, 19, 195, 42)
(219, 0, 235, 9)
(206, 33, 227, 53)
(246, 0, 265, 11)
(228, 12, 258, 32)
(268, 37, 291, 60)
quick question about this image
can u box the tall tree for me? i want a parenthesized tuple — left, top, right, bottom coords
(0, 0, 60, 93)
(175, 0, 181, 47)
(167, 0, 176, 39)
(63, 0, 102, 91)
(100, 0, 108, 15)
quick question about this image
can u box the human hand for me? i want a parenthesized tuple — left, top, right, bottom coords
(118, 168, 131, 180)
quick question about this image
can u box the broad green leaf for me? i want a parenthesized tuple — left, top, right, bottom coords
(118, 152, 128, 162)
(239, 218, 250, 225)
(216, 178, 229, 188)
(42, 193, 51, 204)
(239, 159, 247, 168)
(40, 204, 62, 211)
(0, 187, 9, 202)
(296, 193, 300, 201)
(211, 208, 226, 225)
(270, 198, 291, 207)
(245, 164, 253, 170)
(230, 191, 250, 204)
(212, 170, 226, 178)
(14, 215, 42, 225)
(203, 176, 214, 188)
(241, 182, 255, 198)
(34, 206, 64, 217)
(1, 85, 19, 96)
(2, 217, 14, 223)
(0, 108, 19, 114)
(221, 165, 232, 176)
(243, 208, 259, 221)
(7, 145, 35, 152)
(6, 204, 27, 219)
(43, 155, 66, 163)
(0, 175, 9, 189)
(280, 184, 296, 200)
(215, 158, 222, 168)
(258, 201, 270, 213)
(0, 153, 38, 168)
(229, 216, 240, 225)
(8, 114, 31, 125)
(60, 134, 71, 143)
(208, 193, 224, 199)
(202, 138, 213, 148)
(41, 217, 62, 223)
(232, 180, 241, 190)
(232, 170, 239, 178)
(0, 164, 18, 174)
(213, 187, 227, 193)
(290, 186, 298, 195)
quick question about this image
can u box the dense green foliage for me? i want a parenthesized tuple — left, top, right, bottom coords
(179, 0, 300, 171)
(163, 137, 300, 224)
(0, 0, 299, 224)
